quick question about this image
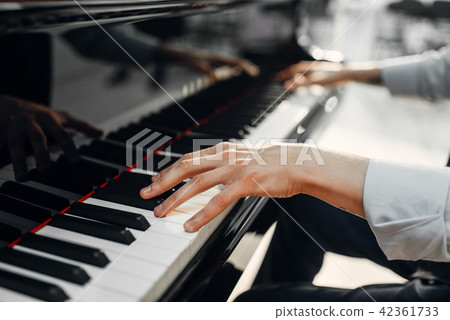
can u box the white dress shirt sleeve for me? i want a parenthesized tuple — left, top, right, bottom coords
(381, 46, 450, 100)
(363, 159, 450, 262)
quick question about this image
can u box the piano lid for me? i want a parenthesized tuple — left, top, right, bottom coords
(0, 0, 287, 34)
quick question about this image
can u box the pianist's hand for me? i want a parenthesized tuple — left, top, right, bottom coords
(140, 143, 311, 232)
(0, 95, 103, 181)
(275, 61, 381, 91)
(159, 44, 260, 82)
(140, 142, 369, 232)
(181, 53, 260, 81)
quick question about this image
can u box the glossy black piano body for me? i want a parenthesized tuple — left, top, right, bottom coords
(0, 0, 330, 301)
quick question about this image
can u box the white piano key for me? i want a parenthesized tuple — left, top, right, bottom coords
(138, 231, 191, 251)
(0, 286, 41, 302)
(246, 100, 312, 143)
(201, 187, 221, 197)
(157, 211, 193, 225)
(187, 194, 212, 206)
(77, 286, 134, 302)
(94, 269, 154, 299)
(109, 255, 166, 282)
(0, 169, 15, 181)
(15, 241, 168, 301)
(125, 242, 179, 266)
(148, 219, 197, 240)
(128, 229, 144, 239)
(172, 202, 204, 214)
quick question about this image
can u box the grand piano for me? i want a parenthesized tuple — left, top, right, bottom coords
(0, 0, 336, 301)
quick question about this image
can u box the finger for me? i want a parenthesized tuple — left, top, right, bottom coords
(274, 61, 315, 80)
(7, 118, 28, 181)
(140, 156, 219, 199)
(151, 142, 233, 183)
(284, 71, 347, 91)
(283, 75, 309, 91)
(153, 167, 229, 217)
(63, 112, 103, 137)
(21, 114, 51, 172)
(184, 183, 242, 232)
(233, 59, 260, 77)
(190, 59, 213, 75)
(215, 57, 260, 77)
(44, 114, 79, 163)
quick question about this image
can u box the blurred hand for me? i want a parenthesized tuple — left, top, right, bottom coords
(159, 44, 260, 82)
(182, 53, 260, 81)
(140, 142, 308, 232)
(0, 95, 103, 181)
(275, 61, 381, 91)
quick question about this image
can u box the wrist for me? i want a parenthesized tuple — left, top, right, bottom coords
(345, 64, 381, 84)
(287, 144, 323, 196)
(289, 146, 370, 217)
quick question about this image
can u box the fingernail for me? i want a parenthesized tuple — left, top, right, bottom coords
(142, 186, 152, 196)
(184, 220, 193, 232)
(154, 204, 162, 213)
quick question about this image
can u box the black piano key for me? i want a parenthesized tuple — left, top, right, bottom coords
(192, 126, 246, 138)
(94, 171, 179, 211)
(28, 169, 93, 195)
(49, 215, 135, 245)
(107, 123, 177, 143)
(0, 194, 52, 223)
(0, 211, 38, 234)
(105, 131, 132, 144)
(68, 202, 150, 231)
(136, 153, 178, 172)
(0, 222, 22, 243)
(50, 162, 107, 187)
(0, 248, 90, 285)
(0, 181, 70, 212)
(137, 121, 181, 137)
(92, 191, 162, 211)
(170, 137, 217, 154)
(20, 234, 109, 267)
(79, 144, 124, 166)
(0, 268, 68, 301)
(57, 156, 119, 179)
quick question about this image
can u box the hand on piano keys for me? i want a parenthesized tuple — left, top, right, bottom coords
(140, 142, 308, 232)
(0, 95, 103, 181)
(274, 60, 381, 92)
(0, 66, 327, 302)
(141, 139, 370, 233)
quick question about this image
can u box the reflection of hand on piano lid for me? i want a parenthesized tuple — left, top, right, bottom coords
(158, 43, 260, 82)
(0, 95, 103, 181)
(64, 24, 259, 85)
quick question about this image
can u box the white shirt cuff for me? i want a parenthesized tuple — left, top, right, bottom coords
(363, 159, 450, 261)
(381, 61, 422, 96)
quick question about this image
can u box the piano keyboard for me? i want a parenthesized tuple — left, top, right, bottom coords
(0, 74, 327, 301)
